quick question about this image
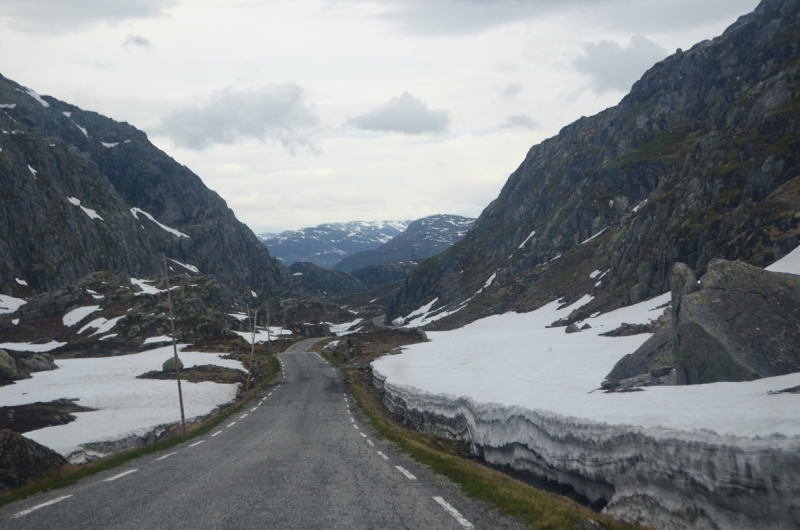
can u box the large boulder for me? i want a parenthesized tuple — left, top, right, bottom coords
(162, 356, 184, 372)
(0, 429, 66, 491)
(16, 354, 58, 373)
(673, 259, 800, 385)
(0, 350, 27, 381)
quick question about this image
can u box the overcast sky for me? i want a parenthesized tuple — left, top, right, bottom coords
(0, 0, 759, 233)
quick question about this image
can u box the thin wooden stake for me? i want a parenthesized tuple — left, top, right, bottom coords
(244, 309, 257, 394)
(163, 254, 186, 435)
(266, 305, 271, 355)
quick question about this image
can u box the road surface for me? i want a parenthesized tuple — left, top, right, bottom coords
(0, 339, 525, 529)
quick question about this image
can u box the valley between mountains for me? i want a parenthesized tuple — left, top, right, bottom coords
(2, 1, 800, 529)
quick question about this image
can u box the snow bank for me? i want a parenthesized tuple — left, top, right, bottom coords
(130, 207, 189, 238)
(25, 88, 49, 107)
(372, 252, 800, 529)
(0, 345, 242, 462)
(0, 293, 26, 314)
(63, 305, 101, 326)
(0, 341, 66, 352)
(67, 197, 103, 220)
(328, 318, 363, 335)
(232, 327, 292, 344)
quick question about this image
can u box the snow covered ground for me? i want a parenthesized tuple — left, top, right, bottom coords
(372, 247, 800, 529)
(0, 346, 243, 463)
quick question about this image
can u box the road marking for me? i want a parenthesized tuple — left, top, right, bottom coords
(240, 413, 248, 419)
(377, 451, 389, 460)
(350, 417, 354, 422)
(156, 452, 178, 461)
(433, 497, 474, 528)
(250, 407, 257, 412)
(189, 440, 205, 447)
(395, 466, 416, 480)
(366, 439, 374, 446)
(104, 469, 138, 482)
(359, 432, 367, 438)
(227, 421, 236, 427)
(353, 424, 359, 430)
(12, 495, 72, 518)
(211, 431, 222, 437)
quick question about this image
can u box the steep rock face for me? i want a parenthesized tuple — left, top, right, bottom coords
(259, 220, 409, 268)
(389, 0, 800, 325)
(674, 259, 800, 384)
(288, 262, 366, 297)
(0, 74, 296, 299)
(334, 215, 475, 273)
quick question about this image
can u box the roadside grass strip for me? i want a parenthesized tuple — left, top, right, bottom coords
(396, 466, 416, 480)
(344, 368, 640, 530)
(0, 356, 281, 510)
(434, 496, 474, 529)
(189, 441, 205, 447)
(156, 452, 178, 461)
(103, 469, 137, 482)
(12, 495, 72, 518)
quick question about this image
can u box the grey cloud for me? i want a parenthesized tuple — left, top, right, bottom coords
(500, 83, 522, 101)
(499, 114, 540, 130)
(347, 92, 449, 135)
(0, 0, 177, 34)
(348, 0, 757, 36)
(155, 83, 319, 153)
(573, 35, 668, 94)
(123, 34, 152, 51)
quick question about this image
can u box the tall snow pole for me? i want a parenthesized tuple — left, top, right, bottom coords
(163, 254, 187, 435)
(244, 309, 258, 394)
(266, 304, 272, 356)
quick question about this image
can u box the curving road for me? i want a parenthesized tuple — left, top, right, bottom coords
(0, 338, 525, 529)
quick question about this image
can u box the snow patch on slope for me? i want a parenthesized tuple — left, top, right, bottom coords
(130, 208, 188, 238)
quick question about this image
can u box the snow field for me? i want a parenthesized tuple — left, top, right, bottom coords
(0, 345, 243, 462)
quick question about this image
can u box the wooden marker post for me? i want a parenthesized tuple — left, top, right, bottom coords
(245, 309, 258, 394)
(163, 254, 187, 435)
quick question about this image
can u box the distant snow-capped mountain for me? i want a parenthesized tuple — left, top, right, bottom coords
(258, 220, 409, 268)
(333, 215, 475, 273)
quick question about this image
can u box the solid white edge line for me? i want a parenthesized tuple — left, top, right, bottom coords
(103, 469, 138, 482)
(395, 466, 416, 480)
(189, 440, 205, 447)
(156, 452, 178, 461)
(433, 496, 474, 528)
(377, 451, 389, 460)
(211, 431, 222, 437)
(12, 495, 72, 518)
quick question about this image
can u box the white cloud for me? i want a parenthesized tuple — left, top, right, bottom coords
(123, 34, 152, 51)
(154, 84, 319, 153)
(573, 35, 668, 94)
(499, 114, 540, 130)
(347, 92, 449, 135)
(500, 83, 523, 101)
(0, 0, 176, 34)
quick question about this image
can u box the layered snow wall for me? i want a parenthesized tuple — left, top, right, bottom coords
(372, 247, 800, 529)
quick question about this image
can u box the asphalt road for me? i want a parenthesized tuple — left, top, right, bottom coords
(0, 338, 525, 529)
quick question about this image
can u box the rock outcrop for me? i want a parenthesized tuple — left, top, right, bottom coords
(289, 262, 366, 297)
(388, 0, 800, 329)
(0, 429, 66, 491)
(351, 261, 418, 290)
(673, 259, 800, 384)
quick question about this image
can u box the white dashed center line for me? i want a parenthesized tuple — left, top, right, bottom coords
(359, 432, 367, 438)
(189, 440, 205, 447)
(377, 451, 389, 460)
(227, 421, 236, 428)
(353, 425, 359, 430)
(240, 413, 248, 419)
(433, 496, 474, 528)
(395, 466, 416, 480)
(250, 407, 257, 412)
(104, 469, 138, 482)
(211, 431, 222, 437)
(12, 495, 72, 518)
(156, 452, 178, 461)
(366, 439, 374, 447)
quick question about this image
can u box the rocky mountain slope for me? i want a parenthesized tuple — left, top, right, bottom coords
(334, 215, 475, 273)
(388, 0, 800, 327)
(288, 262, 366, 297)
(259, 220, 408, 268)
(0, 74, 297, 301)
